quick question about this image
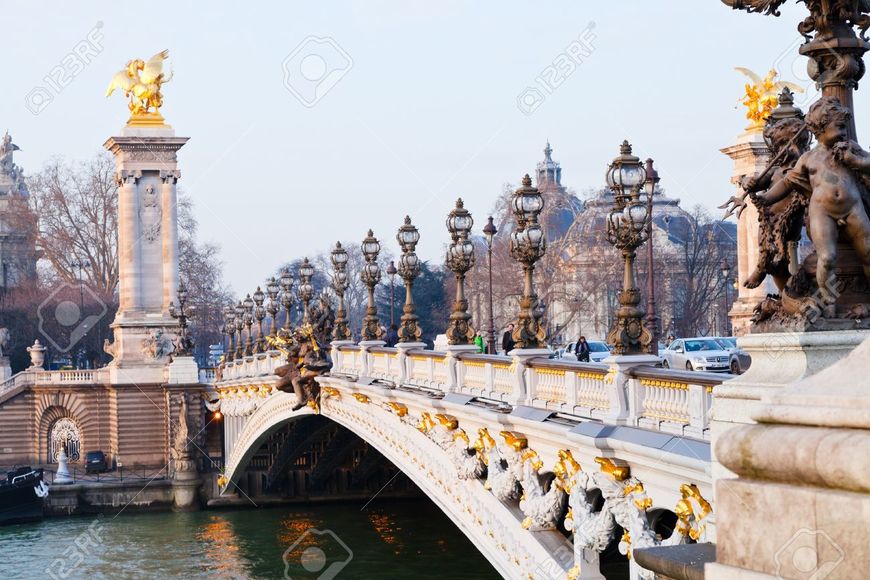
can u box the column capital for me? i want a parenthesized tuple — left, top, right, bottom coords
(160, 169, 181, 184)
(116, 169, 142, 186)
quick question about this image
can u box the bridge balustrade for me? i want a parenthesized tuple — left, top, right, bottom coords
(214, 345, 726, 440)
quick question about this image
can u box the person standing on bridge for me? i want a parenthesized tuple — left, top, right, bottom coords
(501, 323, 515, 354)
(473, 330, 485, 353)
(574, 336, 591, 362)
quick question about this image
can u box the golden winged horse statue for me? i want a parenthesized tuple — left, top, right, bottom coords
(106, 50, 173, 122)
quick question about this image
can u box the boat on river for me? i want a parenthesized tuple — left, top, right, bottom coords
(0, 466, 48, 525)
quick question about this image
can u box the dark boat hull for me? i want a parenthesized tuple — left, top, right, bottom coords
(0, 470, 45, 525)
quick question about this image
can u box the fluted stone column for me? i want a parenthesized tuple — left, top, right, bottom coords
(161, 170, 180, 315)
(104, 124, 189, 385)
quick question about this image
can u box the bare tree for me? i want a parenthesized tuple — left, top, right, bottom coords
(23, 153, 119, 296)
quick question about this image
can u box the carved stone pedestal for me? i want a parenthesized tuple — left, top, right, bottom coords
(706, 336, 870, 580)
(509, 348, 552, 406)
(104, 123, 188, 386)
(167, 356, 199, 385)
(172, 464, 201, 512)
(712, 330, 869, 481)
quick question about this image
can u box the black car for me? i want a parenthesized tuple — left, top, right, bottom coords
(85, 451, 108, 474)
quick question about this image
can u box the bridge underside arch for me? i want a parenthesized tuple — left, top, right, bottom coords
(224, 391, 570, 579)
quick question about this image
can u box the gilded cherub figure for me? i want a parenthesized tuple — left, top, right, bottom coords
(756, 96, 870, 315)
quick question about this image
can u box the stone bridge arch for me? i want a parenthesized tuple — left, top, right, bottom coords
(223, 390, 571, 579)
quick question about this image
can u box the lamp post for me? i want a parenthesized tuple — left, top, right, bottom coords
(298, 258, 315, 325)
(720, 260, 733, 336)
(360, 230, 384, 341)
(266, 277, 279, 339)
(509, 175, 547, 349)
(242, 294, 255, 356)
(279, 268, 294, 330)
(168, 281, 193, 356)
(396, 216, 422, 342)
(234, 301, 245, 359)
(483, 216, 498, 354)
(386, 260, 398, 328)
(330, 242, 352, 341)
(223, 306, 235, 363)
(643, 158, 660, 356)
(253, 286, 266, 352)
(445, 199, 476, 345)
(604, 141, 653, 355)
(70, 258, 90, 368)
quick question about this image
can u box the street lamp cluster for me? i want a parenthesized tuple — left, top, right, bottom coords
(222, 258, 316, 362)
(220, 150, 671, 364)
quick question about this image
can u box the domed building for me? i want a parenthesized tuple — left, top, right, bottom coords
(547, 153, 737, 345)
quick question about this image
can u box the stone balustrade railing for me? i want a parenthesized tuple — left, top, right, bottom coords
(0, 368, 112, 395)
(214, 344, 727, 440)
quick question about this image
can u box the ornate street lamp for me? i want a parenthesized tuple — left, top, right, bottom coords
(360, 230, 384, 341)
(720, 260, 733, 336)
(386, 260, 398, 328)
(445, 199, 475, 345)
(223, 306, 236, 363)
(298, 258, 315, 324)
(396, 216, 422, 342)
(253, 286, 266, 352)
(509, 175, 547, 349)
(279, 268, 294, 330)
(266, 277, 280, 339)
(483, 216, 498, 354)
(330, 242, 352, 341)
(234, 300, 246, 359)
(644, 158, 661, 355)
(604, 141, 653, 355)
(168, 281, 193, 356)
(243, 293, 255, 356)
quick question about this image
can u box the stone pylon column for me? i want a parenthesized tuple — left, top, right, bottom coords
(720, 126, 773, 336)
(104, 124, 189, 385)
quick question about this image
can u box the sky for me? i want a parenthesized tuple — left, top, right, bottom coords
(6, 1, 870, 294)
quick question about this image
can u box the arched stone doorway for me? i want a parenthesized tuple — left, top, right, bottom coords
(48, 417, 82, 463)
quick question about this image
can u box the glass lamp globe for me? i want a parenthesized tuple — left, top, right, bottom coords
(606, 140, 646, 195)
(362, 230, 380, 260)
(280, 269, 293, 293)
(331, 242, 348, 267)
(300, 258, 315, 280)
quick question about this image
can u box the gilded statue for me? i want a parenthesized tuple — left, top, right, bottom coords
(106, 50, 173, 120)
(735, 68, 801, 127)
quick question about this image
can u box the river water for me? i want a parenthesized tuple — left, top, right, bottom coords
(0, 500, 498, 579)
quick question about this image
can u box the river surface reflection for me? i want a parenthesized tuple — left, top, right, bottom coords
(0, 499, 498, 579)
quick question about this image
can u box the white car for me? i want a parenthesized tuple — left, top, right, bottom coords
(661, 338, 731, 372)
(562, 340, 612, 363)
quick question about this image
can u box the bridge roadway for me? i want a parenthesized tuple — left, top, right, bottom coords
(213, 343, 724, 579)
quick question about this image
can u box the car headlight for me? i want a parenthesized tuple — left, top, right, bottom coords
(692, 356, 706, 364)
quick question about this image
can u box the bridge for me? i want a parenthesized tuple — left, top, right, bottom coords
(213, 343, 722, 579)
